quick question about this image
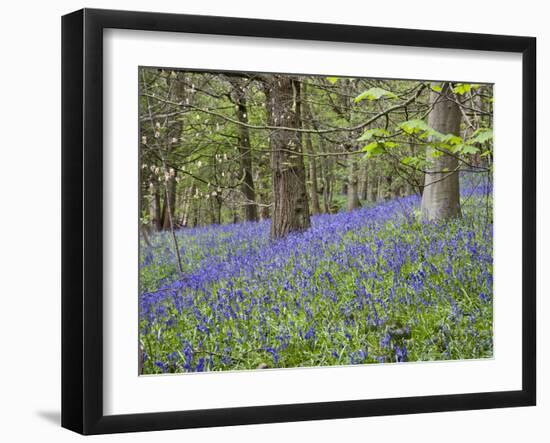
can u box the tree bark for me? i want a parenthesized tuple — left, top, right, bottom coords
(180, 185, 193, 227)
(231, 80, 258, 222)
(346, 156, 361, 211)
(359, 164, 369, 201)
(162, 170, 177, 230)
(149, 180, 162, 231)
(421, 83, 462, 222)
(265, 76, 311, 238)
(368, 171, 377, 203)
(307, 139, 321, 215)
(301, 84, 321, 215)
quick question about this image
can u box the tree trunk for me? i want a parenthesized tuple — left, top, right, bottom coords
(149, 180, 162, 231)
(359, 164, 369, 201)
(180, 185, 193, 227)
(265, 76, 311, 238)
(301, 84, 321, 215)
(421, 83, 462, 222)
(254, 167, 271, 220)
(368, 172, 377, 203)
(231, 80, 258, 222)
(162, 170, 177, 230)
(346, 157, 361, 211)
(307, 143, 321, 215)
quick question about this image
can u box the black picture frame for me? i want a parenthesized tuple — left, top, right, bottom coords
(62, 8, 536, 435)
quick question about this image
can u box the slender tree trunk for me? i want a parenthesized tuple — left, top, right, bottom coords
(346, 156, 361, 211)
(140, 225, 152, 248)
(149, 180, 162, 231)
(301, 84, 321, 215)
(162, 170, 177, 230)
(307, 143, 321, 215)
(421, 83, 462, 222)
(254, 168, 270, 220)
(377, 176, 384, 202)
(368, 172, 377, 203)
(265, 76, 310, 238)
(359, 164, 369, 201)
(231, 81, 258, 222)
(319, 140, 333, 213)
(180, 185, 193, 227)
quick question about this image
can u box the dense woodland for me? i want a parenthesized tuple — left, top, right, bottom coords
(139, 70, 492, 240)
(138, 69, 494, 374)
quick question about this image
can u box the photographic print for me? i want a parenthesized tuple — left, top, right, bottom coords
(138, 68, 494, 375)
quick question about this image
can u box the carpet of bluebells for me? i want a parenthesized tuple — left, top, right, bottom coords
(139, 185, 493, 374)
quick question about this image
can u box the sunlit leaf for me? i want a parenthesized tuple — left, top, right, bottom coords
(362, 142, 385, 157)
(469, 128, 493, 145)
(357, 128, 390, 141)
(461, 144, 480, 155)
(355, 87, 398, 102)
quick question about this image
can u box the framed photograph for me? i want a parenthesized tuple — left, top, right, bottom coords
(62, 8, 536, 435)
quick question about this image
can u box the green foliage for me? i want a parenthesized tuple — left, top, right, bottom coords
(399, 119, 432, 135)
(362, 141, 398, 158)
(460, 144, 480, 155)
(469, 128, 493, 145)
(401, 156, 422, 167)
(354, 87, 398, 102)
(357, 128, 390, 141)
(362, 142, 386, 157)
(452, 83, 479, 95)
(326, 76, 339, 84)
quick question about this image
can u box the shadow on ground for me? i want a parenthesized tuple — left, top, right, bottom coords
(36, 410, 60, 426)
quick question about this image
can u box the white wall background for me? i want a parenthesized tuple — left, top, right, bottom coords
(0, 1, 545, 441)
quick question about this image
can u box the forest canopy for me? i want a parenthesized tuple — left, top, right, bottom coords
(139, 69, 493, 240)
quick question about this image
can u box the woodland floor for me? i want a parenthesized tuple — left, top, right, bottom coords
(139, 189, 493, 374)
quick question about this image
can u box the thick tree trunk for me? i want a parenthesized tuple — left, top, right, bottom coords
(231, 81, 258, 222)
(421, 83, 462, 222)
(265, 76, 311, 238)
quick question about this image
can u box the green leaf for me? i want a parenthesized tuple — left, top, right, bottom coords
(430, 84, 442, 92)
(354, 87, 398, 102)
(440, 133, 463, 146)
(357, 128, 390, 141)
(469, 128, 493, 144)
(401, 156, 420, 166)
(399, 119, 431, 135)
(461, 144, 480, 155)
(326, 76, 339, 85)
(453, 83, 479, 95)
(362, 142, 385, 157)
